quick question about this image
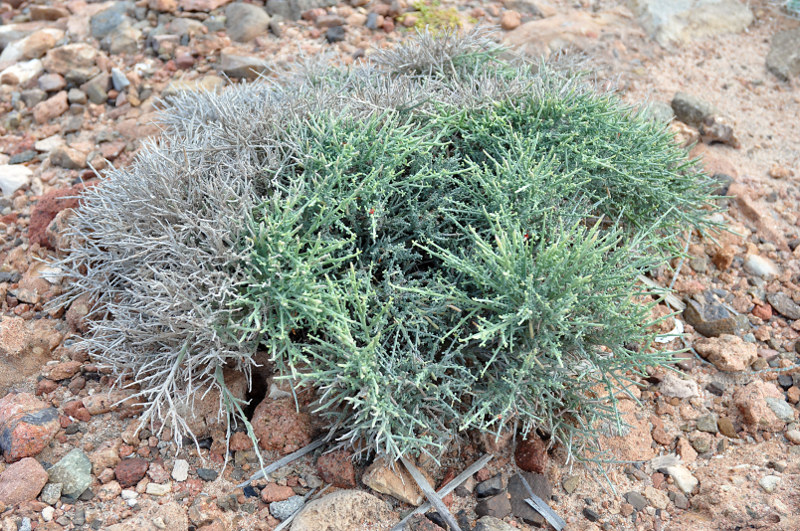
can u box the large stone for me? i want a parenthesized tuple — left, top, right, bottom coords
(162, 75, 226, 97)
(251, 395, 314, 455)
(265, 0, 337, 21)
(0, 458, 48, 505)
(0, 393, 60, 462)
(115, 458, 149, 488)
(671, 92, 715, 127)
(658, 372, 700, 399)
(628, 0, 753, 46)
(694, 334, 756, 372)
(0, 29, 59, 63)
(514, 434, 547, 474)
(766, 292, 800, 320)
(733, 380, 785, 431)
(662, 465, 698, 495)
(474, 516, 516, 531)
(32, 90, 68, 124)
(180, 0, 232, 10)
(683, 293, 748, 337)
(507, 471, 551, 525)
(316, 450, 356, 488)
(42, 44, 100, 78)
(361, 457, 433, 506)
(47, 449, 92, 498)
(766, 29, 800, 81)
(225, 3, 270, 42)
(90, 2, 133, 40)
(504, 10, 626, 58)
(292, 490, 395, 530)
(219, 52, 269, 80)
(0, 165, 32, 196)
(0, 59, 44, 85)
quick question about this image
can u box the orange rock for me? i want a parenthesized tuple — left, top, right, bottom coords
(259, 483, 295, 503)
(0, 457, 48, 505)
(0, 393, 60, 462)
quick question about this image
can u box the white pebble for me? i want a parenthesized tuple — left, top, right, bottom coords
(41, 506, 54, 522)
(172, 459, 189, 482)
(759, 475, 780, 493)
(121, 489, 138, 500)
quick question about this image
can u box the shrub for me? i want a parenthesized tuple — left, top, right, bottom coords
(55, 30, 720, 463)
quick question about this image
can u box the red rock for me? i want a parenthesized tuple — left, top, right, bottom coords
(28, 182, 93, 248)
(251, 397, 314, 455)
(0, 457, 48, 505)
(0, 393, 60, 462)
(35, 379, 58, 396)
(259, 483, 295, 503)
(43, 360, 82, 381)
(228, 431, 253, 452)
(787, 386, 800, 404)
(752, 303, 772, 320)
(32, 91, 68, 124)
(515, 434, 548, 474)
(115, 458, 149, 487)
(316, 450, 356, 488)
(62, 400, 91, 422)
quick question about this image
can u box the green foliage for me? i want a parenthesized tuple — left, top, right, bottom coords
(786, 0, 800, 17)
(400, 1, 463, 31)
(230, 48, 720, 461)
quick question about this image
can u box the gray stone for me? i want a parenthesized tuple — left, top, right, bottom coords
(219, 53, 269, 80)
(366, 12, 379, 30)
(90, 2, 133, 40)
(696, 414, 718, 434)
(225, 3, 270, 42)
(766, 29, 800, 81)
(764, 397, 795, 423)
(475, 475, 504, 498)
(625, 491, 648, 511)
(38, 73, 65, 92)
(683, 293, 748, 337)
(629, 0, 753, 46)
(81, 74, 109, 105)
(197, 468, 218, 481)
(646, 101, 674, 123)
(67, 88, 87, 105)
(269, 495, 304, 520)
(110, 68, 130, 92)
(104, 26, 141, 55)
(474, 516, 515, 531)
(47, 449, 92, 499)
(743, 254, 780, 280)
(671, 92, 715, 127)
(40, 483, 62, 505)
(759, 475, 780, 493)
(21, 88, 47, 108)
(766, 292, 800, 320)
(475, 493, 512, 519)
(507, 471, 551, 525)
(265, 0, 336, 21)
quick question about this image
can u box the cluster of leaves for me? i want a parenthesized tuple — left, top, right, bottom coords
(58, 30, 721, 464)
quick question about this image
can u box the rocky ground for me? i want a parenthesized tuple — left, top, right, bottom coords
(0, 0, 799, 530)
